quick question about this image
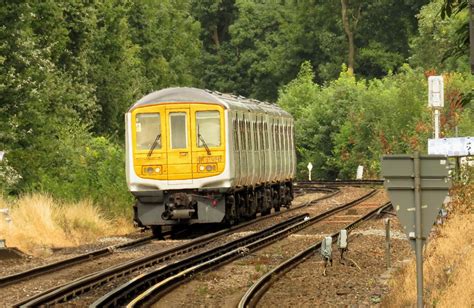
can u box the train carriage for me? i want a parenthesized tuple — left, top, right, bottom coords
(125, 87, 296, 235)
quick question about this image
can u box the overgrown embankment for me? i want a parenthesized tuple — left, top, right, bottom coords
(0, 194, 134, 256)
(383, 182, 473, 307)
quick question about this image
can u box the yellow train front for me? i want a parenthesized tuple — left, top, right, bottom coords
(125, 87, 296, 235)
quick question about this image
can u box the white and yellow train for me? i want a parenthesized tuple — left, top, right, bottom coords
(125, 87, 296, 235)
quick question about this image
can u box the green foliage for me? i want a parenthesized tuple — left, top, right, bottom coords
(279, 62, 471, 180)
(410, 0, 470, 72)
(128, 0, 202, 91)
(277, 61, 317, 119)
(197, 0, 426, 101)
(33, 126, 132, 216)
(0, 1, 200, 215)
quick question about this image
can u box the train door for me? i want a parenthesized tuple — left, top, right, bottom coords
(233, 116, 241, 185)
(166, 105, 193, 183)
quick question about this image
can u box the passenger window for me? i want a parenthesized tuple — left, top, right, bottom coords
(275, 124, 279, 150)
(136, 113, 161, 150)
(280, 125, 284, 151)
(264, 123, 268, 149)
(246, 121, 252, 150)
(241, 117, 246, 150)
(234, 119, 239, 150)
(254, 122, 258, 150)
(170, 112, 187, 149)
(196, 111, 221, 147)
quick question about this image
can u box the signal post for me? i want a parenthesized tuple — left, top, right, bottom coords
(382, 154, 451, 308)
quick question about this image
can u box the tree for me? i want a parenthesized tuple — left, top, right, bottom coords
(440, 0, 471, 62)
(410, 0, 470, 72)
(191, 0, 236, 51)
(128, 0, 202, 92)
(340, 0, 362, 75)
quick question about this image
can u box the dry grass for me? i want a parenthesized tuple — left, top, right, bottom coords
(383, 183, 473, 308)
(0, 193, 134, 256)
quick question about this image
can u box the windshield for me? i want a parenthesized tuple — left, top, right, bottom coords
(196, 111, 220, 147)
(136, 113, 161, 150)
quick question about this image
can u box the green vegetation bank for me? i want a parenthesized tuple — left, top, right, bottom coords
(0, 0, 472, 215)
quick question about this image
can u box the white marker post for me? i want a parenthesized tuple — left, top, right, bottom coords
(307, 162, 313, 181)
(356, 165, 364, 180)
(428, 76, 444, 139)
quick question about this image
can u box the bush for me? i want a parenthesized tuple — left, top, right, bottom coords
(5, 121, 133, 217)
(278, 63, 473, 180)
(35, 124, 133, 216)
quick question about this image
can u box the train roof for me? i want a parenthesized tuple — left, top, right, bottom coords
(129, 87, 292, 118)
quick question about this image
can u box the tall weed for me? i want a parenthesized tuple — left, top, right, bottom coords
(383, 183, 473, 307)
(0, 193, 134, 255)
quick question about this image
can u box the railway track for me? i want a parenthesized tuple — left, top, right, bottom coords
(0, 235, 154, 288)
(95, 190, 378, 307)
(238, 201, 392, 307)
(12, 185, 338, 307)
(296, 179, 383, 186)
(0, 224, 198, 289)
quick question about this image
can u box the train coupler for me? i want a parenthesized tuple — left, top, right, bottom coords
(161, 192, 197, 220)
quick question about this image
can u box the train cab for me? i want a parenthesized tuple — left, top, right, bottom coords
(130, 103, 226, 182)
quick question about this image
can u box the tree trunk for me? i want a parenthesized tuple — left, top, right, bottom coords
(211, 26, 220, 49)
(341, 0, 358, 75)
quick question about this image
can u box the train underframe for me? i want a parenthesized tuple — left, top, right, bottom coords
(132, 181, 294, 237)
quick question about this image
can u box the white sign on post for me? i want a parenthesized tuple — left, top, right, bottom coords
(428, 76, 444, 108)
(428, 137, 473, 156)
(307, 162, 313, 181)
(356, 165, 364, 180)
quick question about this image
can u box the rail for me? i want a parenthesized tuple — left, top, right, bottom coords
(0, 236, 153, 288)
(238, 201, 392, 308)
(296, 180, 383, 186)
(102, 190, 377, 307)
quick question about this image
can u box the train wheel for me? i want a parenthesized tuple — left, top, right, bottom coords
(273, 189, 281, 212)
(151, 226, 164, 239)
(225, 195, 237, 226)
(262, 188, 272, 215)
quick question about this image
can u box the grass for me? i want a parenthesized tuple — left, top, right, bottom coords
(382, 182, 473, 307)
(0, 193, 134, 256)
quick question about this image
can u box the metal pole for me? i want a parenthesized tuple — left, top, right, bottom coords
(414, 152, 424, 308)
(385, 218, 391, 269)
(434, 109, 440, 139)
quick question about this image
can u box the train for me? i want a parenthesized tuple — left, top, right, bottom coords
(125, 87, 296, 236)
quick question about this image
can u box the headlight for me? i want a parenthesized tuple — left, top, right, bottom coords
(198, 164, 217, 172)
(142, 165, 162, 175)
